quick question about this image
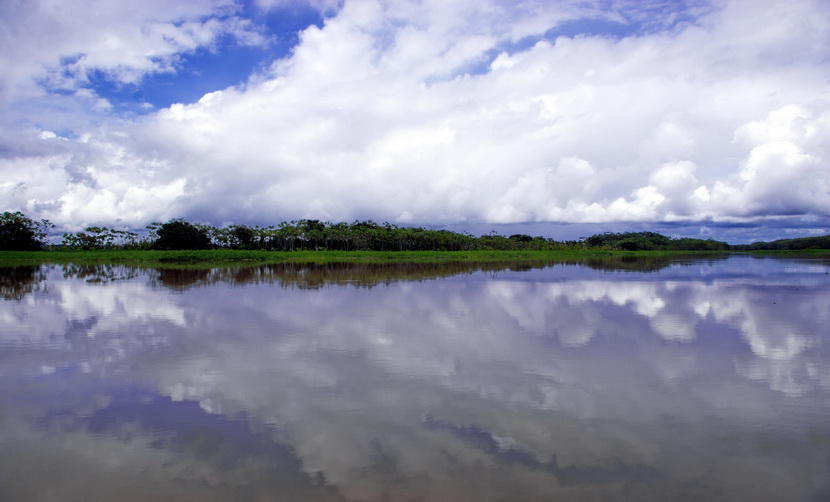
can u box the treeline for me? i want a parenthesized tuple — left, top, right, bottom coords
(60, 218, 734, 251)
(732, 235, 830, 251)
(10, 210, 827, 253)
(581, 231, 731, 251)
(61, 219, 736, 252)
(64, 218, 579, 252)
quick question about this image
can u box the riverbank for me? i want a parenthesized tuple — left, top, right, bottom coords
(0, 248, 724, 266)
(1, 248, 827, 268)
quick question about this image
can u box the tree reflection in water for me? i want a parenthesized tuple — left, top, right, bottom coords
(0, 265, 46, 300)
(0, 255, 733, 297)
(146, 255, 731, 291)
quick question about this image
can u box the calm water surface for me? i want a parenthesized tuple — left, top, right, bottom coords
(1, 255, 829, 501)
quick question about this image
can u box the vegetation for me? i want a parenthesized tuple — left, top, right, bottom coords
(0, 248, 634, 268)
(61, 226, 140, 250)
(151, 219, 212, 250)
(52, 217, 731, 253)
(0, 211, 53, 251)
(733, 235, 830, 251)
(2, 211, 828, 263)
(582, 231, 730, 251)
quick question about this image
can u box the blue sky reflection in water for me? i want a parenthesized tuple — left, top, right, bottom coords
(1, 255, 830, 501)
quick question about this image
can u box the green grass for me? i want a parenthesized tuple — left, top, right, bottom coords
(7, 247, 824, 270)
(0, 248, 723, 268)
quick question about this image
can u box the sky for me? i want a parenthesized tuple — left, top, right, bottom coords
(1, 0, 828, 243)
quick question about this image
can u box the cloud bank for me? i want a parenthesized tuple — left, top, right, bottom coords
(1, 0, 828, 239)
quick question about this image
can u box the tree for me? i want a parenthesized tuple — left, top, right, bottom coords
(151, 219, 212, 250)
(228, 224, 256, 249)
(0, 211, 52, 250)
(298, 219, 326, 250)
(62, 227, 141, 249)
(62, 226, 112, 249)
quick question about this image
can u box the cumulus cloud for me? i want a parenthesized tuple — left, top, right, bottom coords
(0, 0, 828, 236)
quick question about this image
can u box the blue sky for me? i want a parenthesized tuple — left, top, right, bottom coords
(1, 0, 828, 243)
(86, 2, 654, 113)
(87, 2, 326, 112)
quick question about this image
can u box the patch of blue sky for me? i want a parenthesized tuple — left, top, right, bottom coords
(461, 1, 712, 79)
(85, 40, 270, 112)
(81, 3, 324, 113)
(455, 16, 637, 80)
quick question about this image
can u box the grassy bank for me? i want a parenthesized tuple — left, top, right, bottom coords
(0, 248, 723, 268)
(4, 248, 826, 269)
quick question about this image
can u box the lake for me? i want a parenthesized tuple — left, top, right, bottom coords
(1, 255, 829, 501)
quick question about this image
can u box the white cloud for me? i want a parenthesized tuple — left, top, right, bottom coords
(1, 0, 829, 235)
(707, 103, 830, 218)
(0, 0, 263, 102)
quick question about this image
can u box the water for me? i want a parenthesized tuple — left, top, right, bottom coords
(1, 255, 829, 501)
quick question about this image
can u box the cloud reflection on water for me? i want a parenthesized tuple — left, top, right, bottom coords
(1, 256, 829, 501)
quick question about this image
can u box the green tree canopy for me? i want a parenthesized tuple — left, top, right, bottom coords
(582, 231, 728, 251)
(0, 211, 52, 250)
(151, 219, 212, 250)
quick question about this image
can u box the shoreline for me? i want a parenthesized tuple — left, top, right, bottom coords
(2, 249, 826, 269)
